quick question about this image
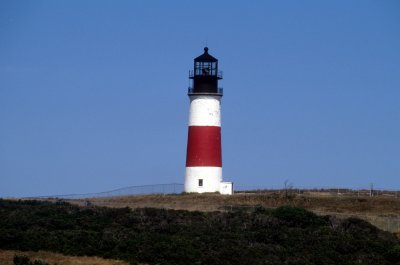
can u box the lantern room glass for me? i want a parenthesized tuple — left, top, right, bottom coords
(195, 61, 217, 76)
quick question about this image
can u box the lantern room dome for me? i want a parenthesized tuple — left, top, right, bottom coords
(194, 47, 218, 62)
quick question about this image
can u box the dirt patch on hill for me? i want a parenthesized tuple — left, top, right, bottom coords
(0, 250, 130, 265)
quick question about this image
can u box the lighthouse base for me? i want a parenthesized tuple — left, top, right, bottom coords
(184, 167, 233, 195)
(185, 167, 222, 193)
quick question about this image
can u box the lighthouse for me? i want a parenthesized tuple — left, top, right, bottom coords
(185, 47, 233, 195)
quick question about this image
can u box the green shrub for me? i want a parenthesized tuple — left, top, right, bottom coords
(386, 244, 400, 263)
(13, 255, 30, 265)
(272, 206, 326, 227)
(13, 255, 51, 265)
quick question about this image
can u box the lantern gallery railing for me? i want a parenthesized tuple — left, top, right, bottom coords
(189, 70, 223, 79)
(188, 87, 223, 96)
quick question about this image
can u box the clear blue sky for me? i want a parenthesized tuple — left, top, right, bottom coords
(1, 1, 399, 197)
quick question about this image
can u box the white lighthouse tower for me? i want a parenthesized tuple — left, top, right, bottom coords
(184, 47, 233, 195)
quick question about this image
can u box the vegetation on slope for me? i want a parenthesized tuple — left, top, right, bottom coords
(78, 192, 400, 216)
(0, 250, 129, 265)
(13, 255, 52, 265)
(0, 199, 399, 265)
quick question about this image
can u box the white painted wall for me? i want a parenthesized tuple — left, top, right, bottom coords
(188, 95, 221, 127)
(185, 167, 222, 193)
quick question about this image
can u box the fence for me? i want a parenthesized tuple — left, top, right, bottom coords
(234, 185, 400, 198)
(26, 183, 399, 199)
(28, 183, 184, 199)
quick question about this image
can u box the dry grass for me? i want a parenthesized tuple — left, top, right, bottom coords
(74, 192, 400, 215)
(0, 250, 130, 265)
(29, 192, 400, 233)
(66, 192, 400, 233)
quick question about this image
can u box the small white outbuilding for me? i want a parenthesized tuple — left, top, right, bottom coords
(220, 182, 234, 195)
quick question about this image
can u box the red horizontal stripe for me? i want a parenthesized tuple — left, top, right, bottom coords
(186, 126, 222, 167)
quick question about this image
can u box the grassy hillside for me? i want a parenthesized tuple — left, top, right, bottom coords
(73, 192, 400, 233)
(76, 192, 400, 214)
(1, 199, 399, 265)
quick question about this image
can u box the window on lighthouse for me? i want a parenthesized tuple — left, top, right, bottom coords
(195, 62, 217, 76)
(198, 179, 203, 187)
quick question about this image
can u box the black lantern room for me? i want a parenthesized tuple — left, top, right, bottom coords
(188, 47, 223, 96)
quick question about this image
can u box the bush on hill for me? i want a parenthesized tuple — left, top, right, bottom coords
(13, 255, 52, 265)
(0, 199, 399, 265)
